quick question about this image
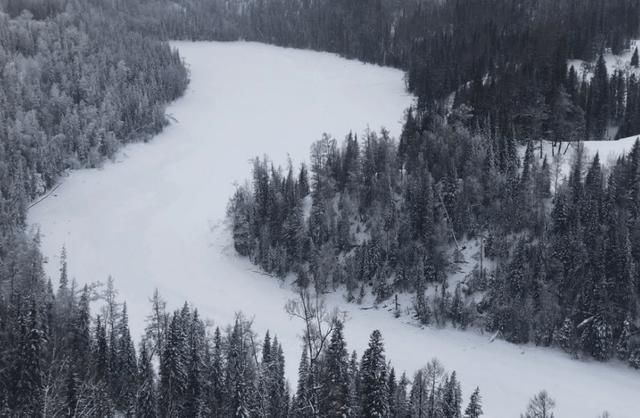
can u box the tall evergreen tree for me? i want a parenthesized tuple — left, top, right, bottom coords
(464, 387, 483, 418)
(442, 371, 462, 418)
(137, 342, 158, 418)
(359, 330, 388, 417)
(323, 320, 351, 417)
(160, 311, 188, 417)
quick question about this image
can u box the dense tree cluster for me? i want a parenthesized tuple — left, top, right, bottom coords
(0, 1, 187, 410)
(1, 242, 495, 416)
(0, 0, 188, 233)
(151, 0, 640, 142)
(230, 114, 640, 366)
(0, 0, 189, 413)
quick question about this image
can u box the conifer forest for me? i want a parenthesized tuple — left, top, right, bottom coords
(2, 0, 640, 417)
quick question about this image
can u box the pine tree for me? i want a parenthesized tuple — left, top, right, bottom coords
(230, 187, 254, 258)
(387, 367, 397, 414)
(581, 314, 614, 361)
(117, 304, 138, 415)
(15, 303, 44, 415)
(208, 327, 224, 415)
(225, 317, 255, 418)
(323, 320, 351, 417)
(632, 47, 639, 68)
(95, 315, 109, 384)
(393, 372, 410, 418)
(269, 337, 288, 418)
(464, 387, 483, 418)
(136, 342, 158, 418)
(294, 348, 311, 416)
(592, 53, 610, 139)
(257, 331, 273, 416)
(348, 350, 360, 417)
(442, 371, 462, 418)
(71, 285, 91, 377)
(553, 316, 576, 356)
(450, 284, 464, 328)
(359, 330, 388, 417)
(58, 246, 69, 294)
(65, 367, 78, 417)
(629, 347, 640, 369)
(185, 310, 205, 417)
(298, 163, 310, 197)
(160, 311, 188, 417)
(615, 318, 632, 361)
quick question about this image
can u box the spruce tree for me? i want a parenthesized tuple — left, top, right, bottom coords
(616, 319, 632, 361)
(348, 350, 360, 416)
(359, 330, 388, 417)
(442, 371, 462, 418)
(65, 368, 78, 417)
(324, 320, 351, 417)
(15, 303, 44, 415)
(95, 315, 109, 384)
(185, 311, 205, 417)
(208, 327, 224, 415)
(629, 347, 640, 369)
(71, 285, 91, 377)
(225, 318, 254, 418)
(464, 387, 483, 418)
(393, 372, 410, 418)
(387, 367, 397, 414)
(117, 304, 138, 415)
(293, 348, 311, 416)
(269, 337, 288, 418)
(136, 342, 158, 418)
(257, 331, 273, 416)
(160, 311, 188, 417)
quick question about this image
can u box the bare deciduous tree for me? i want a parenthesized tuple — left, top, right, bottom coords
(285, 287, 345, 416)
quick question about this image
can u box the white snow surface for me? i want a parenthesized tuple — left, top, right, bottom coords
(28, 42, 640, 418)
(569, 39, 640, 80)
(534, 135, 639, 189)
(582, 134, 640, 160)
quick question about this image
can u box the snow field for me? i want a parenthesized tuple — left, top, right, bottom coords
(28, 42, 640, 418)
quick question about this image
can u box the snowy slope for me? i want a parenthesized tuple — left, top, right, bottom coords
(28, 42, 640, 418)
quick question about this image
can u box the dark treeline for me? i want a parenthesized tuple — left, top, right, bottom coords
(142, 0, 640, 142)
(0, 0, 188, 233)
(230, 117, 640, 366)
(1, 244, 495, 417)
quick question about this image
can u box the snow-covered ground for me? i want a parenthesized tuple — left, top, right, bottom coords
(533, 135, 639, 190)
(581, 134, 639, 159)
(569, 39, 640, 79)
(28, 42, 640, 417)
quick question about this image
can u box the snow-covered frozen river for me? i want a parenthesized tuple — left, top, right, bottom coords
(28, 42, 640, 418)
